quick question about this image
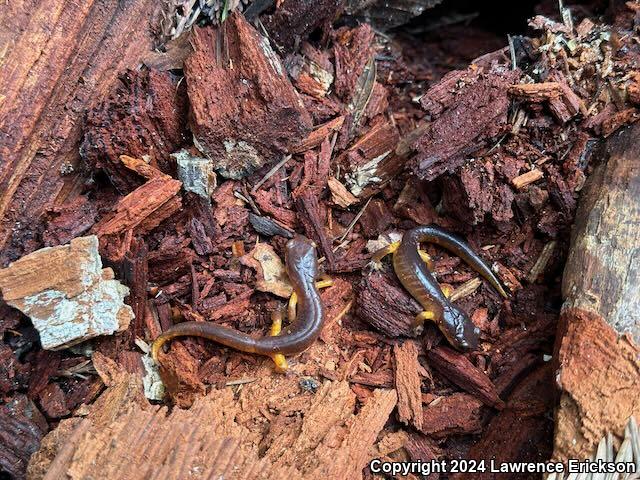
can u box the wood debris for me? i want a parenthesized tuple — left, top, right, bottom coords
(511, 169, 544, 190)
(185, 12, 312, 179)
(427, 347, 504, 409)
(81, 69, 188, 192)
(407, 65, 520, 181)
(328, 177, 359, 208)
(240, 243, 293, 298)
(419, 393, 483, 438)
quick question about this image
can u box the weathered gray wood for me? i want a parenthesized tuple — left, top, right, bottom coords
(554, 123, 640, 461)
(562, 123, 640, 341)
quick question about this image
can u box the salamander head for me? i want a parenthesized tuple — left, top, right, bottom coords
(285, 235, 318, 281)
(439, 305, 480, 351)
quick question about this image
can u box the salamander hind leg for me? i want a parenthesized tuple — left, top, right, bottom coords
(278, 278, 332, 372)
(269, 307, 289, 373)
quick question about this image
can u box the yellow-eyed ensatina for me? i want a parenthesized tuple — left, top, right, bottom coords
(151, 235, 324, 363)
(379, 225, 508, 351)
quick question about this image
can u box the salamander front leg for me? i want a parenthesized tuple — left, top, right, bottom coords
(287, 278, 334, 323)
(371, 241, 433, 271)
(418, 250, 433, 270)
(371, 241, 400, 269)
(414, 310, 435, 335)
(440, 284, 453, 298)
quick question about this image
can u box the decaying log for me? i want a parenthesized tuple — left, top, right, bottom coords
(0, 236, 133, 350)
(553, 122, 640, 461)
(0, 0, 162, 265)
(185, 12, 312, 179)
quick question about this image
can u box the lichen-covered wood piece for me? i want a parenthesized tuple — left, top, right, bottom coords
(0, 236, 133, 350)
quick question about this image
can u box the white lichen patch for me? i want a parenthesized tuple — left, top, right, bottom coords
(259, 36, 284, 76)
(220, 139, 263, 179)
(141, 353, 165, 401)
(344, 151, 390, 197)
(0, 236, 134, 350)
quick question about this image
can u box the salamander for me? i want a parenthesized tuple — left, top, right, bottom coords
(151, 235, 324, 363)
(379, 225, 508, 351)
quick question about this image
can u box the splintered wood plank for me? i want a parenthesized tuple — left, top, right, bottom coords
(0, 0, 161, 265)
(311, 387, 398, 479)
(393, 341, 423, 430)
(30, 367, 397, 480)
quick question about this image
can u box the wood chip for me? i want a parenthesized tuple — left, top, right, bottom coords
(419, 393, 483, 438)
(240, 243, 292, 298)
(173, 149, 216, 199)
(393, 341, 423, 429)
(92, 176, 182, 238)
(356, 272, 421, 337)
(328, 177, 359, 208)
(511, 169, 543, 190)
(527, 240, 557, 283)
(291, 116, 344, 154)
(427, 346, 504, 408)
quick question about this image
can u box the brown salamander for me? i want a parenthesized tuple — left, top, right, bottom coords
(151, 235, 324, 363)
(386, 225, 508, 351)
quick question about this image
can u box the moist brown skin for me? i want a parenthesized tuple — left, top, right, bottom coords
(393, 225, 507, 351)
(151, 235, 324, 359)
